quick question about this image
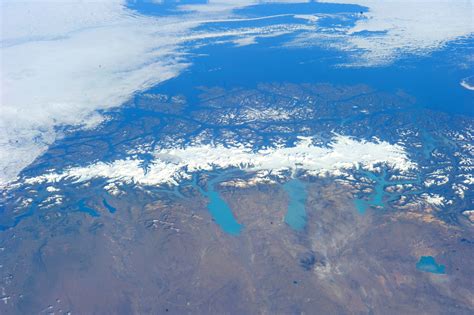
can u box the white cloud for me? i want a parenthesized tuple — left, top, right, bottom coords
(24, 134, 416, 187)
(0, 0, 198, 185)
(461, 76, 474, 91)
(1, 0, 285, 186)
(306, 0, 474, 65)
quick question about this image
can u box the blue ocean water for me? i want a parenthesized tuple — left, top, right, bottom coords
(283, 179, 307, 231)
(416, 256, 446, 274)
(132, 1, 473, 116)
(183, 38, 473, 116)
(234, 2, 366, 17)
(127, 0, 207, 16)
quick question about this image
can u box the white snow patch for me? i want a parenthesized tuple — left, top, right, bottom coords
(420, 193, 446, 207)
(23, 134, 415, 188)
(424, 174, 449, 187)
(40, 195, 64, 208)
(462, 210, 474, 222)
(46, 186, 60, 193)
(104, 182, 123, 196)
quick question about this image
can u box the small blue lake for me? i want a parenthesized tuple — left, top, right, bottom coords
(102, 198, 116, 214)
(416, 256, 446, 274)
(283, 179, 307, 231)
(78, 200, 100, 217)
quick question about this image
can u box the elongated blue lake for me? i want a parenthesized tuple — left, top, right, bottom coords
(283, 179, 307, 231)
(102, 198, 116, 214)
(78, 200, 100, 217)
(196, 175, 243, 236)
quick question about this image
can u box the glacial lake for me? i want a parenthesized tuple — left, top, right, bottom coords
(196, 175, 243, 236)
(283, 179, 308, 231)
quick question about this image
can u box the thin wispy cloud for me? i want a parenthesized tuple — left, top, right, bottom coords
(303, 0, 474, 65)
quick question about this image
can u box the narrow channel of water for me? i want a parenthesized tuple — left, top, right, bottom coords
(354, 170, 388, 214)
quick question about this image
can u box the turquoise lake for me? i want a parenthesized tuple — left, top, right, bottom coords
(416, 256, 446, 274)
(283, 179, 308, 231)
(196, 175, 243, 236)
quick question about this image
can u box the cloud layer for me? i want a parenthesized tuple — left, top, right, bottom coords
(303, 0, 474, 65)
(1, 0, 199, 185)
